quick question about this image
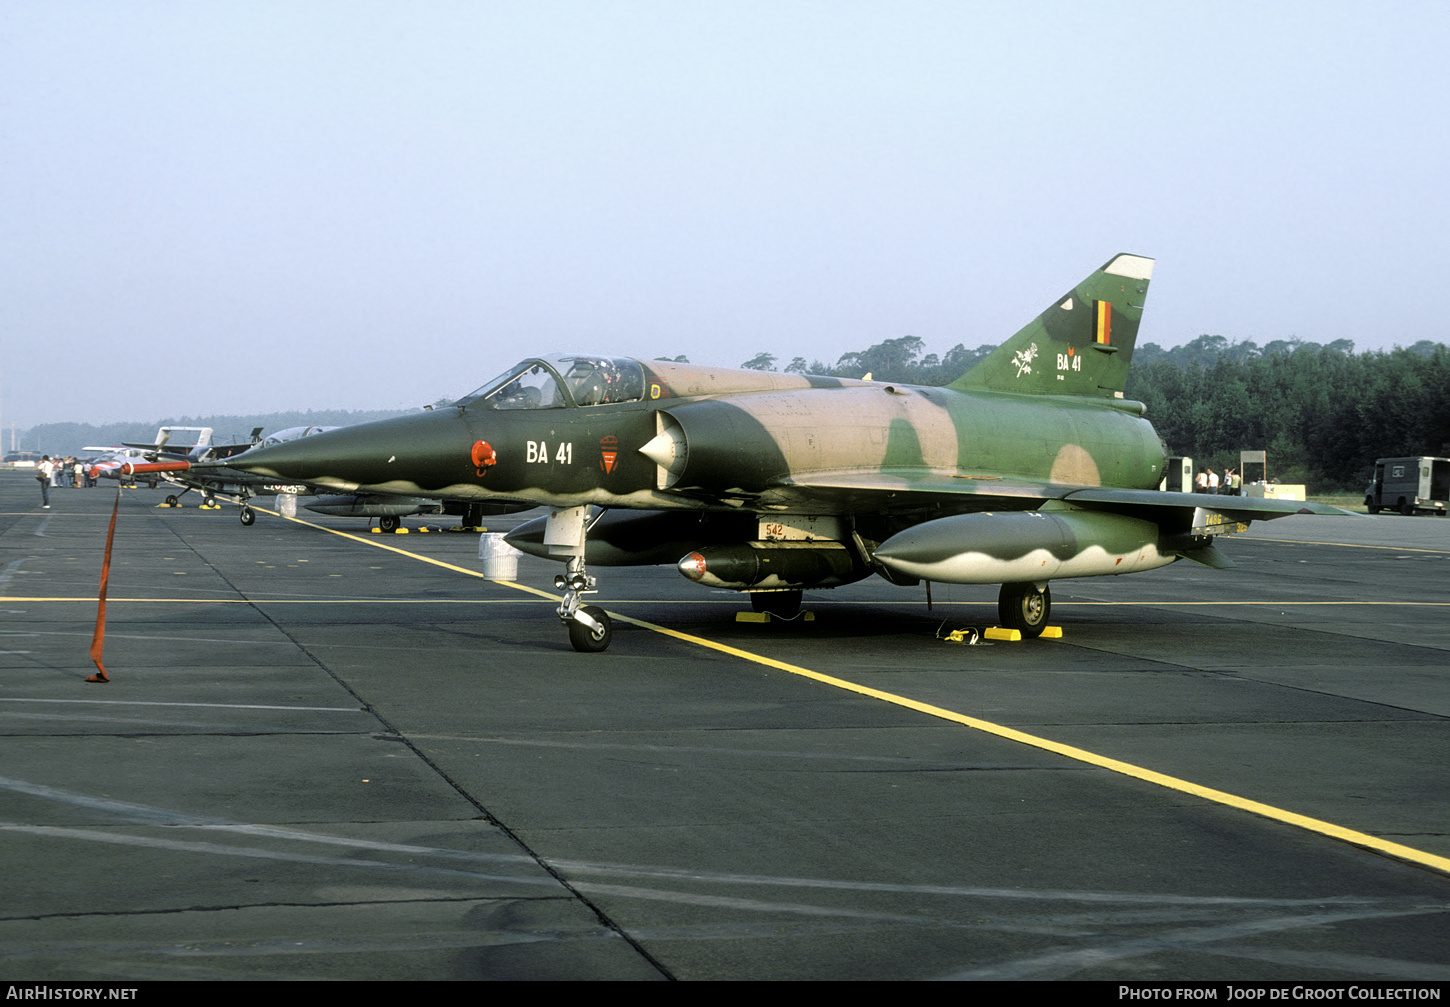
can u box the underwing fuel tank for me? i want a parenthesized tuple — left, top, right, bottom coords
(872, 510, 1175, 585)
(304, 495, 442, 518)
(677, 541, 868, 591)
(506, 509, 757, 566)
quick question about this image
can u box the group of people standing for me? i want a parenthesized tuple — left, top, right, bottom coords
(1195, 467, 1241, 495)
(33, 455, 93, 508)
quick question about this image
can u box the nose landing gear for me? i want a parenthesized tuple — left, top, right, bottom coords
(558, 558, 612, 652)
(547, 506, 614, 652)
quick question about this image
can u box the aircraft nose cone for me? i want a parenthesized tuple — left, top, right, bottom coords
(678, 552, 708, 582)
(229, 410, 475, 492)
(502, 518, 547, 559)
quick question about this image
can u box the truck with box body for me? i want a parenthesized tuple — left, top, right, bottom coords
(1364, 456, 1449, 516)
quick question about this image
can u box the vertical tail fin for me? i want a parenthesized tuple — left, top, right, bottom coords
(950, 253, 1154, 397)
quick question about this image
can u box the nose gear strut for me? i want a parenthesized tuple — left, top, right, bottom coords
(545, 506, 613, 652)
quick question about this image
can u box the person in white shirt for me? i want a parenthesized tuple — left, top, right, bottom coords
(35, 456, 53, 508)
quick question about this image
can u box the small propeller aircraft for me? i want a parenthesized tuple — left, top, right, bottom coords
(88, 426, 220, 488)
(221, 254, 1346, 651)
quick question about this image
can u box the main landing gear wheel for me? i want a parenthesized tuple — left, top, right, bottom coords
(568, 605, 613, 652)
(751, 589, 803, 619)
(203, 495, 216, 508)
(239, 506, 255, 526)
(379, 515, 400, 532)
(165, 494, 179, 507)
(999, 582, 1050, 638)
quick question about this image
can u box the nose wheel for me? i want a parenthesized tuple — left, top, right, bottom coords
(566, 605, 612, 652)
(557, 557, 612, 652)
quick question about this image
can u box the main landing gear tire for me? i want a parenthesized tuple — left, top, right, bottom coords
(239, 506, 255, 526)
(751, 590, 803, 619)
(379, 515, 400, 533)
(568, 606, 612, 653)
(999, 582, 1050, 638)
(165, 494, 179, 507)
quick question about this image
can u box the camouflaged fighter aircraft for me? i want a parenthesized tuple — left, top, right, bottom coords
(220, 253, 1345, 651)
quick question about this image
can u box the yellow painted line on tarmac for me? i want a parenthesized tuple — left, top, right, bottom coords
(0, 596, 544, 604)
(1062, 600, 1450, 607)
(5, 592, 1449, 609)
(1248, 537, 1450, 554)
(605, 609, 1450, 878)
(254, 506, 1450, 878)
(253, 506, 540, 586)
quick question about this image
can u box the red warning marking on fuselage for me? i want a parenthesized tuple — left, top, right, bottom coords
(471, 440, 497, 477)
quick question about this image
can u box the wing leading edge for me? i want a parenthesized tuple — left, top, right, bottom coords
(782, 470, 1348, 517)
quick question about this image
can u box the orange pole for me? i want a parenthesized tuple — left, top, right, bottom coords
(86, 489, 120, 683)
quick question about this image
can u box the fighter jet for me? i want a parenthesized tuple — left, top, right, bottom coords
(221, 254, 1345, 651)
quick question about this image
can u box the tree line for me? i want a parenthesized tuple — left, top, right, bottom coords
(731, 335, 1449, 491)
(737, 336, 996, 386)
(1125, 336, 1448, 490)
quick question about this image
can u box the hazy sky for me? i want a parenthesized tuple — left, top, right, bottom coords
(4, 1, 1447, 428)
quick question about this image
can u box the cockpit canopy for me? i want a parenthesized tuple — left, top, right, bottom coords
(260, 425, 335, 449)
(455, 356, 646, 410)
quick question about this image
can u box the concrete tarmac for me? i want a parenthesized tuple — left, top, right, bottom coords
(1, 470, 1447, 981)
